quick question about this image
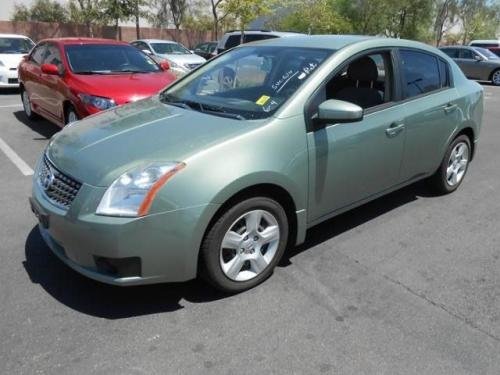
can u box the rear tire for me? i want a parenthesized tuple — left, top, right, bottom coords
(21, 87, 38, 120)
(200, 197, 289, 293)
(491, 69, 500, 86)
(429, 135, 471, 194)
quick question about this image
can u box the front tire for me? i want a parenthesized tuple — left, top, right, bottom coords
(491, 69, 500, 86)
(429, 135, 471, 194)
(65, 105, 78, 125)
(200, 197, 289, 293)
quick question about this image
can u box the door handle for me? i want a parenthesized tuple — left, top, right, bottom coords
(443, 103, 457, 114)
(385, 122, 405, 138)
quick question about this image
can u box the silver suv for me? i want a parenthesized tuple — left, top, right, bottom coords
(216, 30, 302, 54)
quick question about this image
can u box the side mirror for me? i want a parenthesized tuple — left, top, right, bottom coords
(474, 54, 483, 62)
(41, 63, 60, 76)
(142, 49, 152, 55)
(159, 61, 170, 71)
(316, 99, 363, 126)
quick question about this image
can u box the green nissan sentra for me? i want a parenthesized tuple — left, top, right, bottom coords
(30, 35, 483, 292)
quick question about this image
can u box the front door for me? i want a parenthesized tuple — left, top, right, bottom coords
(306, 50, 406, 222)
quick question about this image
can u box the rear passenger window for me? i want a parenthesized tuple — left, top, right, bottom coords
(400, 50, 441, 98)
(438, 60, 449, 88)
(442, 48, 459, 58)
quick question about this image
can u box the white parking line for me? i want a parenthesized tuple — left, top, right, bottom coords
(0, 104, 22, 108)
(0, 136, 34, 176)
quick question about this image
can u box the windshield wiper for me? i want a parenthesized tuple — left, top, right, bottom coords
(75, 71, 110, 75)
(202, 109, 246, 120)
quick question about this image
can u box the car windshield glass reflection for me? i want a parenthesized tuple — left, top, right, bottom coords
(473, 47, 499, 60)
(0, 38, 34, 54)
(151, 43, 191, 55)
(160, 46, 333, 120)
(65, 44, 161, 74)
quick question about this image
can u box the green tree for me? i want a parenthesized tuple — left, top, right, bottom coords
(458, 0, 500, 44)
(67, 0, 102, 35)
(223, 0, 271, 40)
(275, 0, 351, 34)
(11, 0, 68, 22)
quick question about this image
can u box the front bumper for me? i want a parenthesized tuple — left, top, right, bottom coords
(30, 180, 219, 286)
(0, 68, 19, 87)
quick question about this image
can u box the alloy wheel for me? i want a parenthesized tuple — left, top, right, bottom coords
(219, 209, 280, 282)
(492, 70, 500, 86)
(446, 142, 469, 186)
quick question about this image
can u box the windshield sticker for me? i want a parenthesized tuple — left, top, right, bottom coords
(262, 99, 279, 113)
(272, 70, 298, 93)
(298, 61, 319, 80)
(256, 95, 271, 106)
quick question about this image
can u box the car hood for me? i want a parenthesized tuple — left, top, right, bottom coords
(0, 53, 25, 69)
(46, 96, 260, 186)
(157, 53, 206, 65)
(70, 72, 176, 105)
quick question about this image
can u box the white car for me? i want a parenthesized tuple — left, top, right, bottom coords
(131, 39, 206, 77)
(0, 34, 35, 87)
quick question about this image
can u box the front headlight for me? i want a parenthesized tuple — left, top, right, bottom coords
(96, 162, 185, 217)
(78, 93, 116, 110)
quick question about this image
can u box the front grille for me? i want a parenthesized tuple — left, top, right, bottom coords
(8, 78, 18, 84)
(38, 156, 82, 209)
(186, 63, 202, 70)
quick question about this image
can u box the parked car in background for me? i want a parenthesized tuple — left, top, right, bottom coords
(0, 33, 35, 87)
(192, 41, 218, 60)
(31, 35, 483, 293)
(440, 45, 500, 86)
(469, 40, 500, 48)
(131, 39, 206, 77)
(216, 30, 302, 54)
(469, 40, 500, 57)
(19, 38, 176, 127)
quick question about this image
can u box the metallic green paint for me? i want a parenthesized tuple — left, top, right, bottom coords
(31, 36, 483, 285)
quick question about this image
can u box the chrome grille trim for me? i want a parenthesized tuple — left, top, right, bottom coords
(38, 155, 82, 210)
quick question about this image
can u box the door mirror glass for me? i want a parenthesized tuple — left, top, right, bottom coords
(41, 63, 59, 75)
(474, 54, 483, 61)
(317, 99, 363, 124)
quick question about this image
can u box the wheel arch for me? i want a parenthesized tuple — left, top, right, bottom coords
(455, 126, 476, 160)
(489, 67, 500, 82)
(196, 182, 302, 277)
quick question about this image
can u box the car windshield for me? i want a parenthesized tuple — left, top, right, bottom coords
(473, 47, 499, 60)
(65, 44, 161, 74)
(151, 42, 190, 55)
(0, 37, 34, 54)
(160, 46, 333, 120)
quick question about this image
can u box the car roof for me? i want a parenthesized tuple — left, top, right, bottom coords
(40, 38, 129, 46)
(0, 33, 32, 39)
(241, 34, 376, 50)
(134, 39, 178, 44)
(470, 40, 499, 44)
(224, 30, 302, 37)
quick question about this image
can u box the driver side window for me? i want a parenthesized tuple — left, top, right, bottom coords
(307, 51, 394, 122)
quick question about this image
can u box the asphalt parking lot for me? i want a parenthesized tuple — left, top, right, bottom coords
(1, 85, 499, 374)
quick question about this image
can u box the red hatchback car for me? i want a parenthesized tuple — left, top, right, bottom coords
(19, 38, 177, 126)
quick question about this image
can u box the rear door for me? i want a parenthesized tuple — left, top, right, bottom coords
(398, 49, 459, 181)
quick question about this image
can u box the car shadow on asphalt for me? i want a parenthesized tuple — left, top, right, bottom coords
(13, 110, 60, 140)
(23, 180, 439, 319)
(280, 180, 439, 265)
